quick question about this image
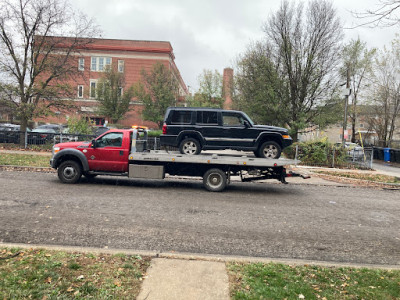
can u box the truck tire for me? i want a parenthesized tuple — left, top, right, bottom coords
(258, 141, 281, 159)
(179, 138, 201, 155)
(58, 160, 82, 184)
(203, 168, 227, 192)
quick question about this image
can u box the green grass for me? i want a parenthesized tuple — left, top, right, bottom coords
(0, 248, 150, 299)
(316, 170, 400, 184)
(228, 262, 400, 300)
(0, 153, 51, 167)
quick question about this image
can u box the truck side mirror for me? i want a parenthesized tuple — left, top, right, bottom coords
(243, 120, 250, 128)
(91, 139, 97, 148)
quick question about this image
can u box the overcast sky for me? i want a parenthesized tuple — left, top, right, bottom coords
(70, 0, 399, 91)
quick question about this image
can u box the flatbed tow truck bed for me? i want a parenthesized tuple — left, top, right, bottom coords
(128, 150, 307, 192)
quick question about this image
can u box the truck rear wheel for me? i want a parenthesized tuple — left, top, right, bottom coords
(58, 160, 82, 184)
(203, 168, 227, 192)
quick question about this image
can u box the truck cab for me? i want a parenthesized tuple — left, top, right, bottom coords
(51, 128, 145, 183)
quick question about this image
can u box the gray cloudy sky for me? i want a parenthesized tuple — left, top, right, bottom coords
(70, 0, 399, 91)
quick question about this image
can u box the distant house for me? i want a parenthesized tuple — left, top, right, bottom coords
(34, 37, 188, 128)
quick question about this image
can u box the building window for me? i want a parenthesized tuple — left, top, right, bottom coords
(90, 80, 97, 98)
(78, 58, 84, 71)
(91, 57, 112, 72)
(118, 60, 124, 72)
(77, 85, 84, 98)
(118, 87, 123, 97)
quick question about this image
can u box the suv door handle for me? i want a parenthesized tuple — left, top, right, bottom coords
(119, 150, 124, 156)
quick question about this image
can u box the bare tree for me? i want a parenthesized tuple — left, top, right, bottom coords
(234, 42, 288, 127)
(263, 0, 343, 140)
(352, 0, 400, 27)
(133, 62, 179, 128)
(367, 40, 400, 146)
(0, 0, 100, 143)
(341, 38, 376, 143)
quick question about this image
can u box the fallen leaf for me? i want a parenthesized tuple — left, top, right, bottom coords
(299, 294, 305, 299)
(114, 280, 122, 287)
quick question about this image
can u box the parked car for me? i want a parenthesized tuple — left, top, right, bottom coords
(335, 142, 365, 159)
(0, 124, 24, 143)
(92, 126, 110, 137)
(35, 124, 65, 134)
(160, 107, 292, 159)
(29, 128, 56, 144)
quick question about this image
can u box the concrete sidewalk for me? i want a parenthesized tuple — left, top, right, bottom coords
(137, 258, 230, 300)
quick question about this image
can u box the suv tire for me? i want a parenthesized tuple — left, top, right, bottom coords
(258, 141, 282, 159)
(179, 138, 201, 155)
(58, 160, 82, 184)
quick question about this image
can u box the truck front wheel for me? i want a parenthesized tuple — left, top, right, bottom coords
(58, 160, 82, 184)
(203, 168, 227, 192)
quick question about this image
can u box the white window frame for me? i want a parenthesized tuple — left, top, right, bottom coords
(78, 58, 84, 71)
(91, 57, 112, 72)
(77, 85, 84, 98)
(90, 80, 97, 98)
(118, 60, 125, 73)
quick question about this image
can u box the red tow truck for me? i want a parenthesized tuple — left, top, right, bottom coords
(50, 127, 308, 192)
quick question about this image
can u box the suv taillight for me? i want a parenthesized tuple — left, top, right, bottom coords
(162, 123, 167, 135)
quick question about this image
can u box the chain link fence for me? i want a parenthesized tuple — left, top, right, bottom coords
(293, 145, 374, 169)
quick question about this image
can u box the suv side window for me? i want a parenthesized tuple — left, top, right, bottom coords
(196, 111, 218, 124)
(170, 111, 192, 124)
(222, 112, 245, 126)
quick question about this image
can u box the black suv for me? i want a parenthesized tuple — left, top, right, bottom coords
(160, 107, 292, 159)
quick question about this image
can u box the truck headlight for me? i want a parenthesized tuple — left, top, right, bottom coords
(52, 147, 60, 155)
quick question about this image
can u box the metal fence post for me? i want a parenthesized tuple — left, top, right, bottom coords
(24, 129, 28, 149)
(370, 147, 374, 169)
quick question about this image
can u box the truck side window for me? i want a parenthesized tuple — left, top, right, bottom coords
(97, 132, 123, 148)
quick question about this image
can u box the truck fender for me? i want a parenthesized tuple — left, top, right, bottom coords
(52, 149, 90, 172)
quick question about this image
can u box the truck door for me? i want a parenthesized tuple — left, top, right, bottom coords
(85, 131, 129, 172)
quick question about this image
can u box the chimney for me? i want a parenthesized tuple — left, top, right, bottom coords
(222, 68, 233, 109)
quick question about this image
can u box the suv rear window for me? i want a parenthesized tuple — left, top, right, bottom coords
(196, 111, 218, 124)
(170, 111, 192, 124)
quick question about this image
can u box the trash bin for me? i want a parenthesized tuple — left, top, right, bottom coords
(383, 148, 391, 162)
(394, 149, 400, 163)
(376, 147, 384, 160)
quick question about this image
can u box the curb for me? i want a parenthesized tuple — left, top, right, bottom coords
(0, 165, 55, 172)
(1, 242, 399, 270)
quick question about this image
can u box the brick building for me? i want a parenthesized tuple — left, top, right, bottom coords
(35, 37, 188, 129)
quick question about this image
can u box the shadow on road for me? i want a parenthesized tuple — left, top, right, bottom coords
(74, 176, 297, 195)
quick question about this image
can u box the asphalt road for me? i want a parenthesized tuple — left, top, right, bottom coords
(0, 170, 399, 266)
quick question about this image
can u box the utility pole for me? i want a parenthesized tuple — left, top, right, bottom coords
(342, 66, 351, 147)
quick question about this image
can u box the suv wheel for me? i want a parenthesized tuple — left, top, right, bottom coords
(179, 138, 201, 155)
(58, 160, 82, 184)
(258, 141, 281, 159)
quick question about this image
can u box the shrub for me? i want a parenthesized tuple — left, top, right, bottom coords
(283, 138, 347, 167)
